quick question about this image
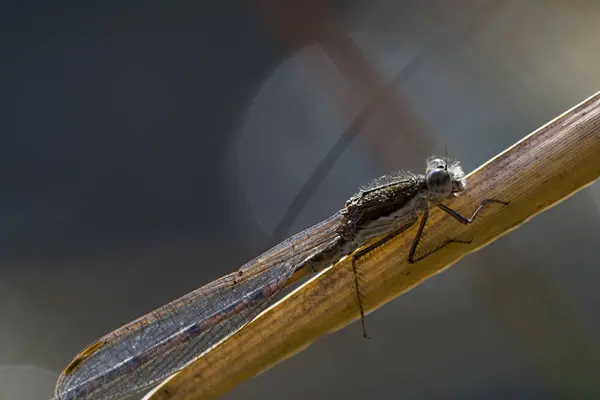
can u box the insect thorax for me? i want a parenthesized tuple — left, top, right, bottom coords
(343, 175, 427, 237)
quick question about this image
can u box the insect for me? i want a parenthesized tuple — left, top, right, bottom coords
(53, 156, 508, 400)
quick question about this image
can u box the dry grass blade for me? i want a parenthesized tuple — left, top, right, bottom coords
(145, 90, 600, 400)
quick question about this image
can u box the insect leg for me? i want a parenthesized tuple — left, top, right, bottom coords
(407, 206, 429, 264)
(433, 198, 510, 224)
(351, 257, 370, 339)
(408, 237, 473, 263)
(351, 223, 416, 338)
(408, 198, 510, 263)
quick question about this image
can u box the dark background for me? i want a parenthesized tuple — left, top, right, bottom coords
(1, 1, 600, 399)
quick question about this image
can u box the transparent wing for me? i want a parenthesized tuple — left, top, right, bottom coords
(55, 211, 344, 400)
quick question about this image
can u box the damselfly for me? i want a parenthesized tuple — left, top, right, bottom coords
(54, 156, 507, 400)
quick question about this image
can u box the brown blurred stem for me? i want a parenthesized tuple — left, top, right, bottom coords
(145, 90, 600, 400)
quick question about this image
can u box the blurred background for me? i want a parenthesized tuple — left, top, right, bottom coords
(1, 1, 600, 399)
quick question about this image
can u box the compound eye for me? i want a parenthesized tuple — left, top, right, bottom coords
(426, 168, 452, 195)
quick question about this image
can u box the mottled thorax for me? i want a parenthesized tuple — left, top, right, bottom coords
(345, 173, 427, 233)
